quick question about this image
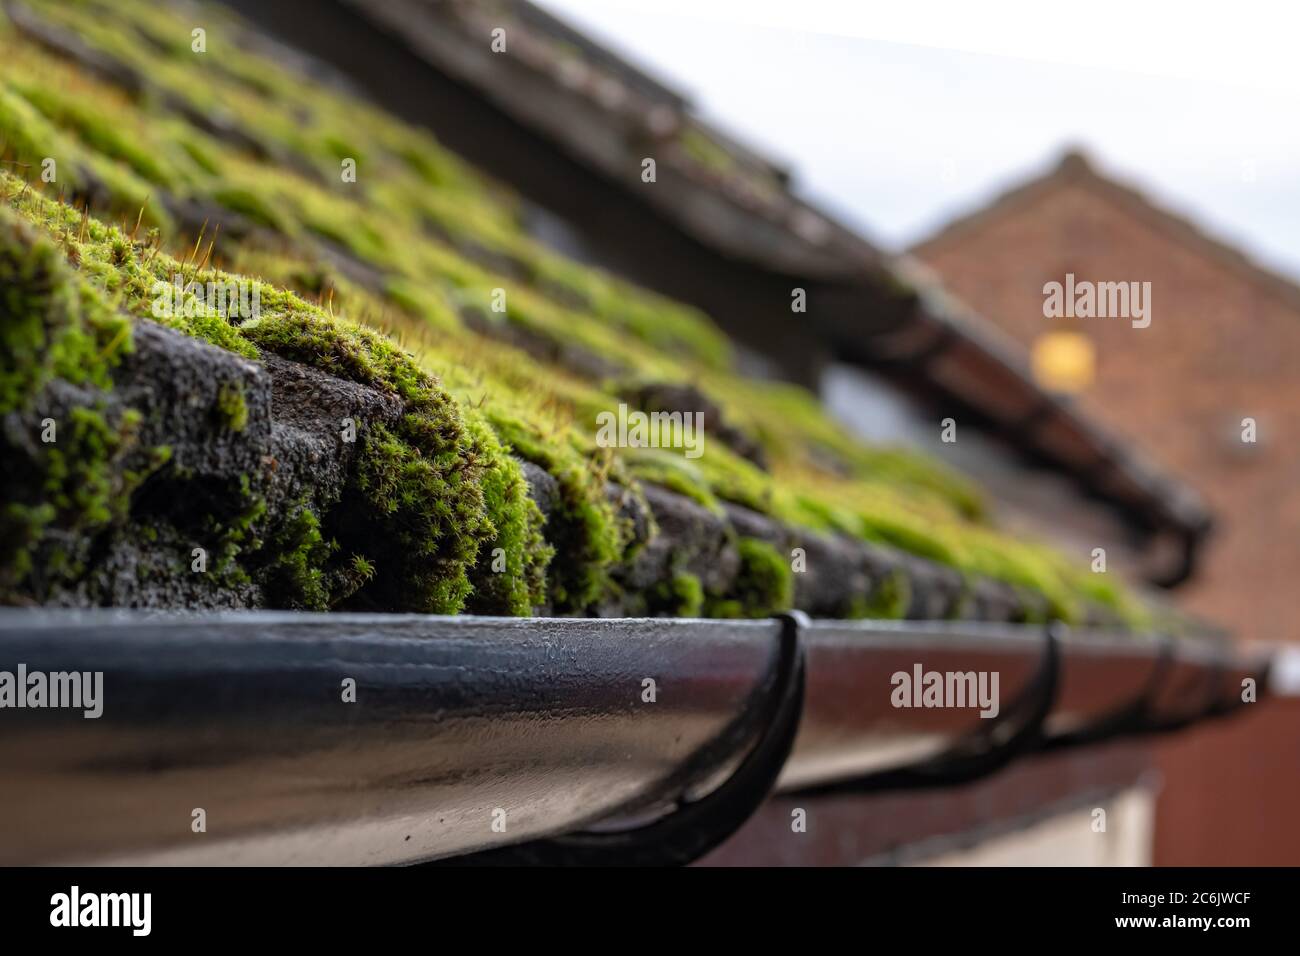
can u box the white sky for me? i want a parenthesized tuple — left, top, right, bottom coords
(538, 0, 1300, 276)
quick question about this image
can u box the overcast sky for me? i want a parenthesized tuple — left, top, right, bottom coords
(538, 0, 1300, 277)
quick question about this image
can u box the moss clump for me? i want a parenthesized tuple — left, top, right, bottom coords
(649, 570, 705, 617)
(618, 447, 724, 515)
(212, 185, 289, 232)
(0, 210, 80, 414)
(487, 413, 630, 613)
(214, 381, 248, 432)
(237, 306, 509, 613)
(707, 537, 794, 619)
(1, 175, 530, 614)
(849, 569, 911, 620)
(347, 417, 491, 613)
(0, 207, 129, 414)
(42, 405, 139, 527)
(463, 417, 552, 615)
(259, 500, 330, 609)
(0, 86, 73, 187)
(199, 470, 264, 573)
(524, 454, 624, 613)
(0, 203, 155, 597)
(2, 404, 152, 595)
(238, 305, 430, 404)
(14, 81, 176, 187)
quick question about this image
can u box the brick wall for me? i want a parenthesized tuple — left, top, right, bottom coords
(914, 162, 1300, 864)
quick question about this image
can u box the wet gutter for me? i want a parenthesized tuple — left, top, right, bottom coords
(0, 610, 1270, 865)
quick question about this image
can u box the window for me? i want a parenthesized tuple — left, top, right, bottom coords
(1031, 330, 1095, 394)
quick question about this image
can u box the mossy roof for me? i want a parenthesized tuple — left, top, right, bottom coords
(0, 0, 1154, 626)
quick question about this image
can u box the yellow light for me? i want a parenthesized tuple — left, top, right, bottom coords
(1031, 331, 1095, 393)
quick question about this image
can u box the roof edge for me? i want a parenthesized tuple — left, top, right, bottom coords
(912, 147, 1300, 314)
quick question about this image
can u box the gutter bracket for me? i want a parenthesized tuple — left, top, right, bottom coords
(1132, 634, 1232, 735)
(1041, 634, 1177, 751)
(432, 611, 808, 867)
(789, 620, 1062, 797)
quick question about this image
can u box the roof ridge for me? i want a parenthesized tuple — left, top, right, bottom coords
(912, 148, 1300, 312)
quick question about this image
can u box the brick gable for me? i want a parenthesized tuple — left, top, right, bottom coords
(914, 156, 1300, 645)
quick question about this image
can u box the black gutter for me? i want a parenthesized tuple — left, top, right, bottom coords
(0, 610, 1269, 866)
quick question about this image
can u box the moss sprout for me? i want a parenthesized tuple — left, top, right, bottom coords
(214, 381, 248, 432)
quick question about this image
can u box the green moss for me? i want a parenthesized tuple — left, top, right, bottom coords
(211, 185, 288, 232)
(490, 413, 630, 612)
(155, 290, 260, 359)
(2, 404, 152, 594)
(319, 133, 363, 166)
(14, 81, 175, 187)
(237, 302, 503, 613)
(0, 86, 74, 186)
(173, 130, 223, 177)
(384, 277, 461, 334)
(0, 78, 171, 233)
(713, 377, 986, 520)
(348, 416, 491, 613)
(260, 500, 330, 609)
(398, 142, 468, 190)
(238, 305, 429, 403)
(48, 407, 136, 522)
(678, 126, 737, 177)
(849, 569, 911, 620)
(649, 570, 704, 617)
(302, 204, 391, 265)
(214, 381, 248, 432)
(349, 553, 376, 583)
(464, 416, 552, 615)
(620, 448, 722, 514)
(0, 0, 1157, 625)
(206, 475, 267, 584)
(707, 537, 794, 619)
(0, 201, 156, 595)
(527, 252, 733, 371)
(0, 208, 82, 413)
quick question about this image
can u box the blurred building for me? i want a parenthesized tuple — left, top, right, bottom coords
(912, 149, 1300, 863)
